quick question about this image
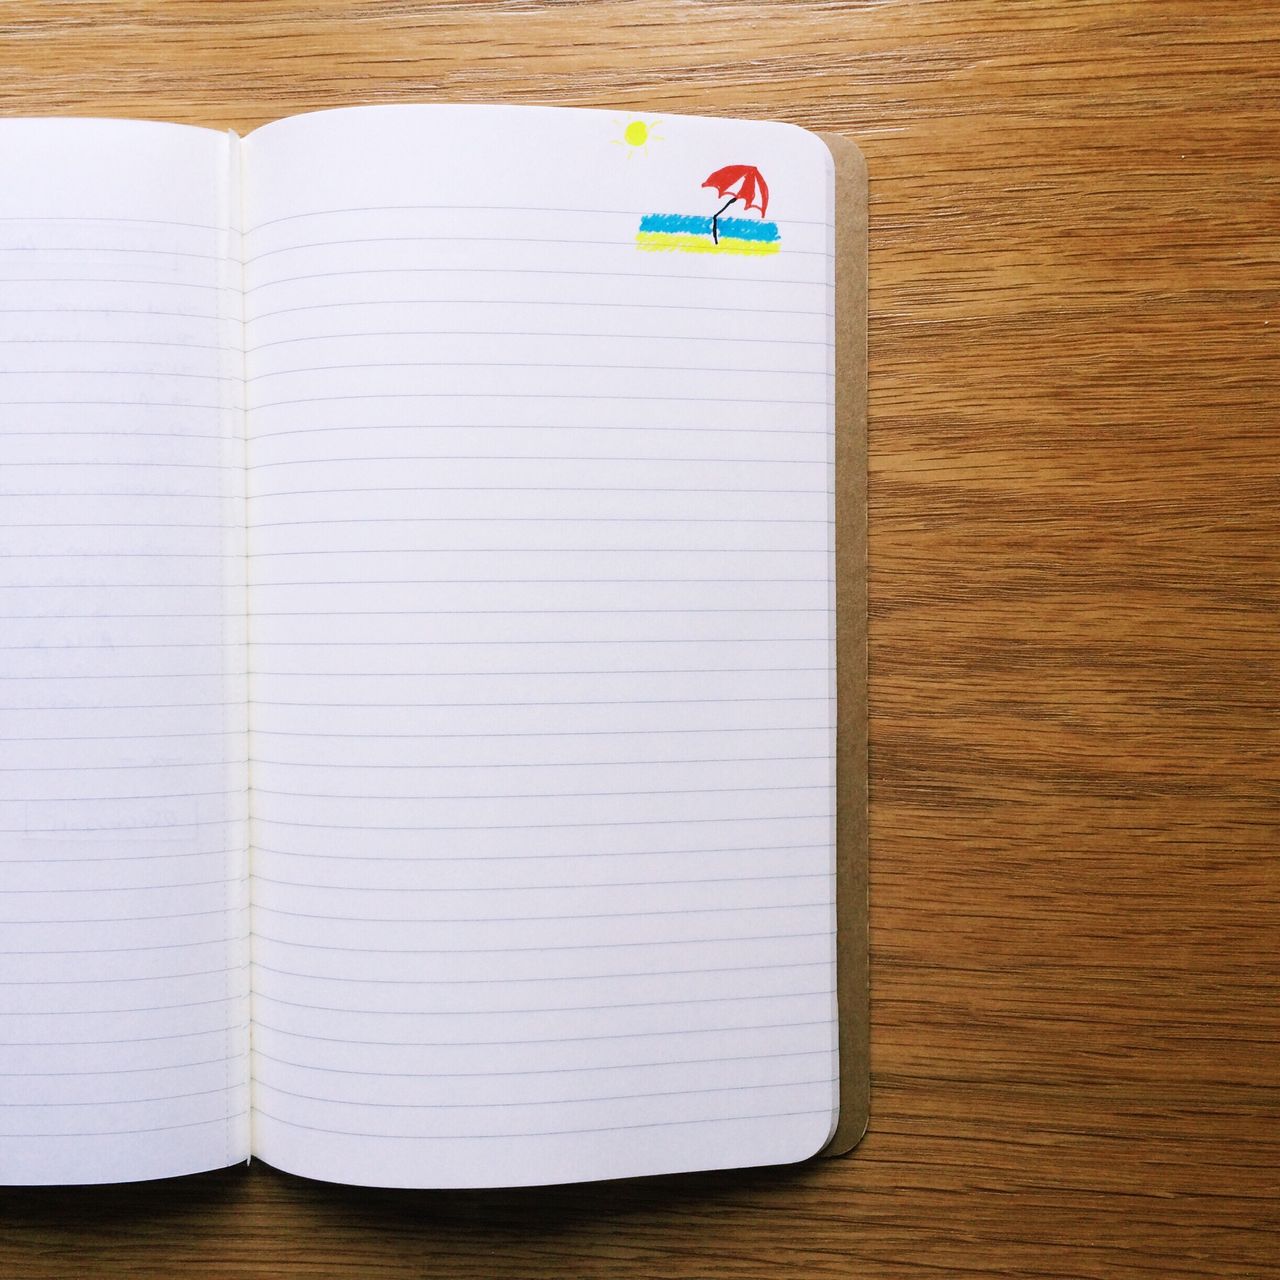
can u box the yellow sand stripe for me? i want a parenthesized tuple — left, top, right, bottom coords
(634, 232, 780, 256)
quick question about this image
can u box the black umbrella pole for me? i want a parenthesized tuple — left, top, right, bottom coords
(711, 196, 737, 245)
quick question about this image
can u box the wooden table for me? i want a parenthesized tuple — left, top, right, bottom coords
(2, 3, 1277, 1276)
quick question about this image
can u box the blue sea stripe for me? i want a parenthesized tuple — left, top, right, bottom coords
(638, 213, 781, 242)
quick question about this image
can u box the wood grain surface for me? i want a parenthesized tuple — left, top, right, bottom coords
(2, 2, 1278, 1276)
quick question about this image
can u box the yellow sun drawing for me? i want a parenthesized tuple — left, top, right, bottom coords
(613, 118, 662, 155)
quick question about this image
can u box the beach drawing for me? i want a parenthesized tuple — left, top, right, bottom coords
(636, 164, 780, 255)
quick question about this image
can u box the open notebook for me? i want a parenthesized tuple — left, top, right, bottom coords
(0, 106, 867, 1189)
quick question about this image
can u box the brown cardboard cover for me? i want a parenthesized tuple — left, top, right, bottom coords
(816, 133, 869, 1157)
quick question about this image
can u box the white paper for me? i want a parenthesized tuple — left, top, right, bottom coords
(242, 106, 838, 1187)
(0, 120, 250, 1185)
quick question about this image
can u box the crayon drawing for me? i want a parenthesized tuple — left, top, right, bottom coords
(613, 118, 662, 155)
(636, 164, 780, 255)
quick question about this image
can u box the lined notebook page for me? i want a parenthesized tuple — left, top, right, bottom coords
(243, 105, 837, 1187)
(0, 121, 249, 1184)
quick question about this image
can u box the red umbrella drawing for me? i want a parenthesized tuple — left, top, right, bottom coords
(702, 164, 769, 245)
